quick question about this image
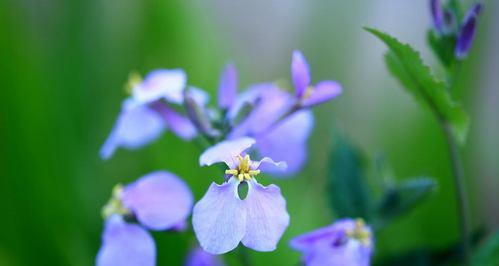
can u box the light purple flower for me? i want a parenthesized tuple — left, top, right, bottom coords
(455, 3, 483, 59)
(193, 138, 290, 254)
(291, 50, 342, 107)
(97, 171, 194, 266)
(218, 63, 238, 110)
(185, 247, 225, 266)
(100, 69, 197, 159)
(290, 219, 374, 266)
(227, 84, 314, 176)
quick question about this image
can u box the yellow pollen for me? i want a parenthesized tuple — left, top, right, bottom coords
(224, 155, 261, 181)
(346, 219, 371, 246)
(301, 85, 314, 100)
(124, 71, 143, 94)
(101, 184, 130, 219)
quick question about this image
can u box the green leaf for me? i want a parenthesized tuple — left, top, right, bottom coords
(427, 30, 456, 68)
(375, 177, 437, 226)
(365, 27, 469, 145)
(473, 231, 499, 266)
(328, 134, 371, 220)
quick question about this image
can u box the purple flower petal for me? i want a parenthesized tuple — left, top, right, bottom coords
(301, 80, 342, 107)
(218, 63, 238, 109)
(292, 50, 311, 98)
(256, 110, 314, 175)
(250, 157, 287, 173)
(185, 247, 225, 266)
(96, 215, 155, 266)
(455, 3, 483, 59)
(430, 0, 444, 33)
(192, 179, 246, 254)
(241, 179, 290, 251)
(199, 138, 255, 168)
(151, 102, 197, 140)
(133, 69, 187, 105)
(100, 102, 165, 159)
(189, 87, 210, 107)
(122, 171, 193, 231)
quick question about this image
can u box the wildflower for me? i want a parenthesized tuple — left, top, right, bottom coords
(185, 247, 225, 266)
(455, 3, 483, 59)
(290, 219, 374, 266)
(100, 69, 198, 159)
(97, 171, 193, 266)
(291, 50, 342, 108)
(192, 138, 290, 254)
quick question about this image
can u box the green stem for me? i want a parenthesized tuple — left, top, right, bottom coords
(442, 122, 471, 265)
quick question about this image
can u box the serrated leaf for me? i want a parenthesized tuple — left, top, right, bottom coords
(473, 231, 499, 266)
(375, 177, 436, 226)
(427, 30, 456, 68)
(365, 27, 469, 145)
(328, 134, 371, 220)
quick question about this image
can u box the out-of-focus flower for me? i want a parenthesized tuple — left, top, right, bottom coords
(100, 69, 197, 159)
(290, 219, 374, 266)
(185, 247, 225, 266)
(430, 0, 445, 33)
(291, 50, 342, 108)
(217, 63, 238, 110)
(455, 3, 483, 59)
(192, 138, 290, 254)
(97, 171, 193, 266)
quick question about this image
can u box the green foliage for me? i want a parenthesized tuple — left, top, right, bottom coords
(327, 134, 372, 220)
(427, 30, 457, 68)
(473, 231, 499, 266)
(365, 27, 469, 145)
(375, 178, 437, 227)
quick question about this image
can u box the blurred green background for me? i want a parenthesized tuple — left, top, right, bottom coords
(1, 0, 498, 265)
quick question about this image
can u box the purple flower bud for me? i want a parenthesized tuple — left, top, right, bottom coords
(455, 3, 483, 59)
(218, 63, 238, 110)
(430, 0, 445, 33)
(290, 219, 374, 266)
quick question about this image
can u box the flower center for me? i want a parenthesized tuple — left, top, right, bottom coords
(301, 85, 314, 100)
(125, 71, 142, 94)
(101, 184, 131, 219)
(225, 154, 261, 182)
(345, 219, 371, 246)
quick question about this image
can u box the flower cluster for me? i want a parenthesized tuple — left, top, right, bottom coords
(430, 0, 483, 59)
(97, 51, 372, 265)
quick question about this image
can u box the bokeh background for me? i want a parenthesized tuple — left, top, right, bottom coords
(1, 0, 498, 265)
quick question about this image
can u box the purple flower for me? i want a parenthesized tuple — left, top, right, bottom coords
(185, 247, 225, 266)
(100, 69, 197, 159)
(217, 63, 238, 110)
(192, 138, 290, 254)
(455, 3, 483, 59)
(291, 50, 342, 108)
(97, 171, 194, 266)
(430, 0, 445, 33)
(290, 219, 374, 266)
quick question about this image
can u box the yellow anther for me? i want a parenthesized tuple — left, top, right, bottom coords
(101, 184, 130, 219)
(225, 169, 238, 175)
(124, 71, 143, 94)
(346, 218, 371, 246)
(301, 85, 314, 100)
(226, 154, 261, 181)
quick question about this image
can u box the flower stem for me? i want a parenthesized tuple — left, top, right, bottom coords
(442, 122, 471, 265)
(238, 246, 252, 266)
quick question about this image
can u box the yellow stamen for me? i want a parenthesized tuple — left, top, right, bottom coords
(225, 154, 261, 181)
(101, 184, 130, 219)
(346, 218, 371, 246)
(301, 85, 314, 100)
(124, 71, 143, 94)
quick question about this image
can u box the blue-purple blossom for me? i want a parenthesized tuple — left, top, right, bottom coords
(97, 171, 194, 266)
(185, 247, 225, 266)
(291, 50, 342, 107)
(217, 63, 238, 110)
(100, 69, 197, 159)
(290, 219, 374, 266)
(192, 138, 290, 254)
(430, 0, 445, 33)
(455, 3, 483, 59)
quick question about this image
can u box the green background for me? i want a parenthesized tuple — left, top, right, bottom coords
(1, 0, 497, 265)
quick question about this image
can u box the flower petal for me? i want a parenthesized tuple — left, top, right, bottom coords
(122, 171, 193, 231)
(192, 179, 246, 254)
(292, 50, 311, 98)
(430, 0, 444, 33)
(100, 102, 165, 159)
(251, 157, 287, 173)
(218, 63, 238, 109)
(199, 138, 255, 168)
(133, 69, 187, 105)
(96, 215, 155, 266)
(151, 102, 197, 140)
(189, 86, 210, 107)
(455, 3, 482, 59)
(185, 247, 225, 266)
(301, 81, 342, 107)
(256, 110, 313, 175)
(241, 180, 290, 251)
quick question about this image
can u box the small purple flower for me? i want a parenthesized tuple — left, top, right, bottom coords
(97, 171, 194, 266)
(185, 247, 225, 266)
(291, 50, 342, 107)
(217, 63, 238, 110)
(192, 138, 290, 254)
(455, 3, 483, 59)
(290, 219, 374, 266)
(100, 69, 197, 159)
(430, 0, 445, 33)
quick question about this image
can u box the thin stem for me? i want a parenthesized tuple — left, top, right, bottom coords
(238, 246, 252, 266)
(442, 122, 471, 265)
